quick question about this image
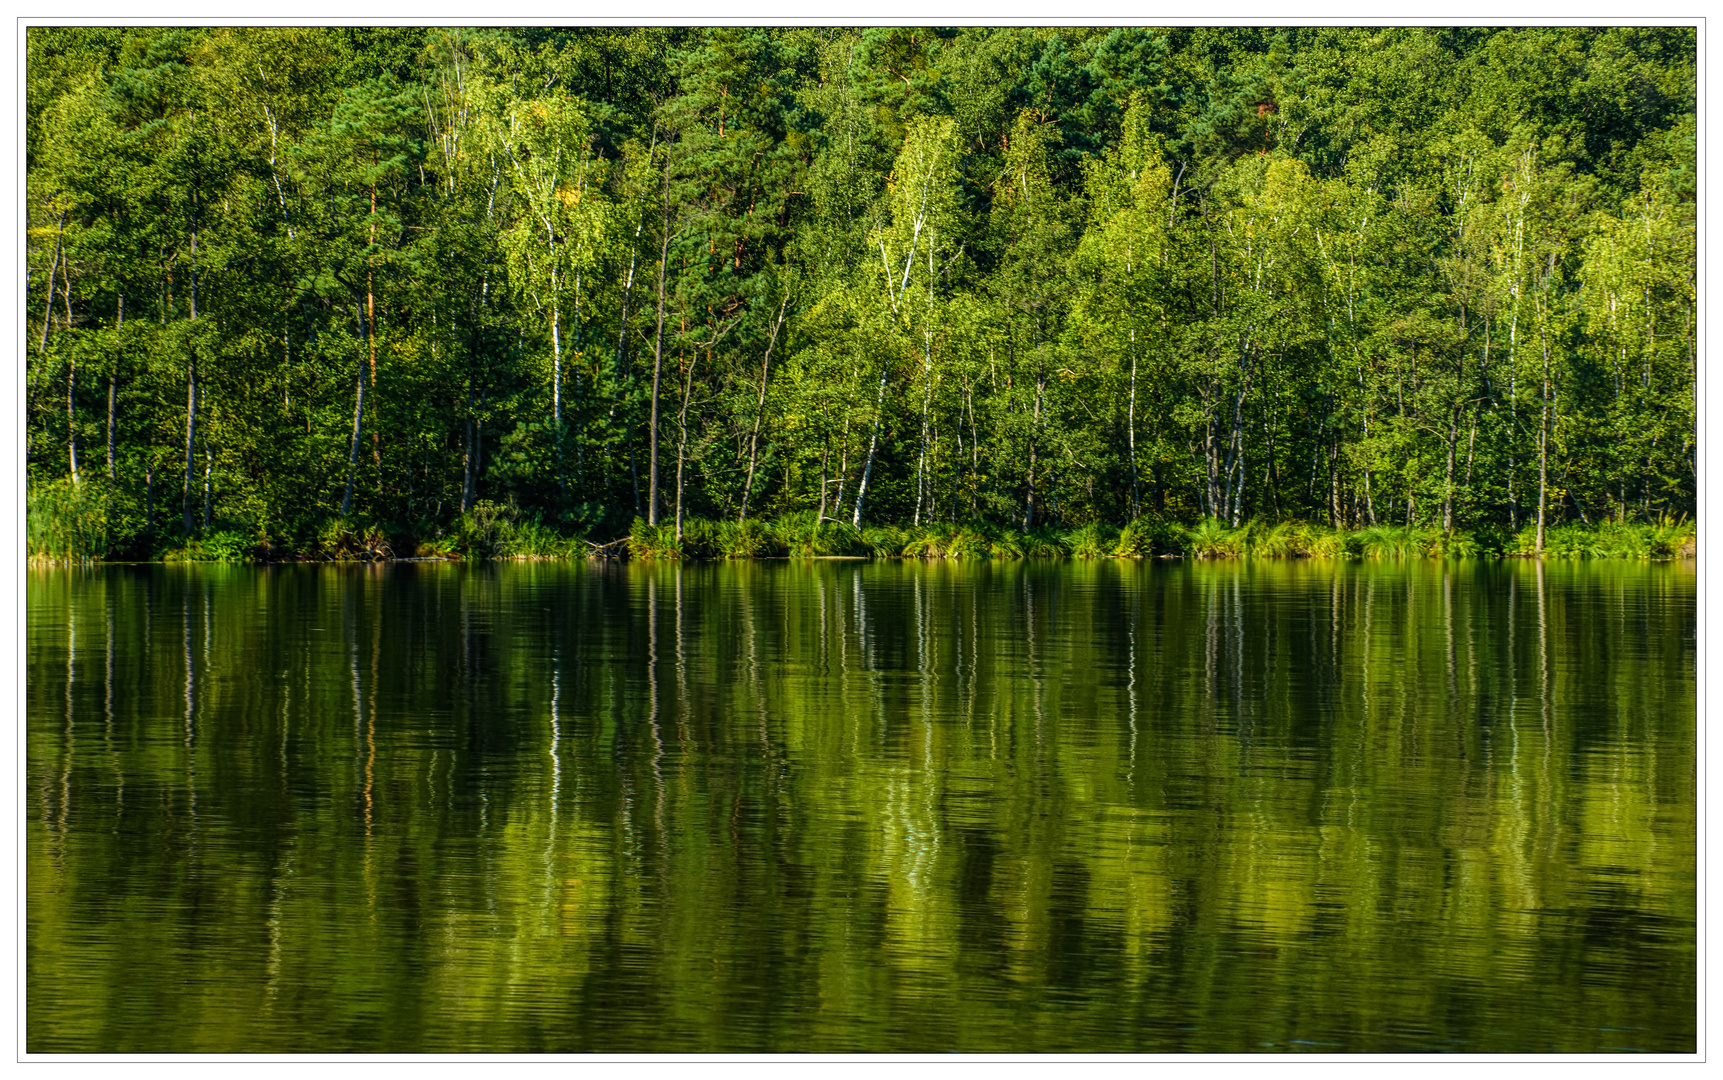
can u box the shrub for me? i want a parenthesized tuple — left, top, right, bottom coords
(1651, 518, 1696, 559)
(1535, 522, 1598, 559)
(679, 517, 721, 559)
(861, 525, 910, 558)
(413, 534, 462, 559)
(1350, 524, 1435, 560)
(1115, 514, 1183, 557)
(495, 514, 585, 559)
(1502, 518, 1695, 560)
(298, 517, 394, 561)
(946, 526, 991, 560)
(900, 526, 946, 559)
(771, 511, 870, 558)
(1287, 522, 1347, 558)
(628, 517, 683, 561)
(1184, 517, 1243, 558)
(715, 517, 781, 559)
(987, 528, 1026, 560)
(1244, 519, 1296, 558)
(1064, 521, 1119, 559)
(162, 528, 263, 564)
(1429, 530, 1482, 559)
(1024, 526, 1069, 559)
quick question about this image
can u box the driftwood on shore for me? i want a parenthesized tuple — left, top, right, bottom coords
(585, 537, 629, 559)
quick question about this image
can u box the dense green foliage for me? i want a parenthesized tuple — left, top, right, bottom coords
(26, 27, 1696, 560)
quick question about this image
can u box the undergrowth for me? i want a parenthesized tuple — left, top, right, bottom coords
(26, 488, 1697, 565)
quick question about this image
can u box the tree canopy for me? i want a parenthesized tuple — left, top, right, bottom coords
(25, 26, 1697, 558)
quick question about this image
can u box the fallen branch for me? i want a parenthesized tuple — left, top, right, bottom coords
(585, 536, 629, 558)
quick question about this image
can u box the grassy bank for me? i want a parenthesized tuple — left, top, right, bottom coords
(624, 513, 1694, 563)
(27, 480, 1695, 566)
(25, 483, 591, 565)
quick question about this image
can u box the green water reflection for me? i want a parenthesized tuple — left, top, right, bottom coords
(27, 559, 1696, 1052)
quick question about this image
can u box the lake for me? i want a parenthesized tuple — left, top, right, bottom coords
(26, 558, 1696, 1053)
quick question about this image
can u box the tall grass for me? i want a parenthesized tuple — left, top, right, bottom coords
(714, 518, 780, 559)
(27, 478, 110, 563)
(1064, 522, 1119, 559)
(162, 529, 269, 563)
(1513, 518, 1695, 559)
(772, 511, 869, 557)
(902, 523, 1002, 560)
(1183, 517, 1243, 558)
(1349, 524, 1434, 560)
(628, 518, 684, 561)
(861, 524, 911, 558)
(1113, 514, 1184, 557)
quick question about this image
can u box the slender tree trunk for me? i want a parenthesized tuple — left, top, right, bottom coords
(739, 291, 788, 521)
(648, 162, 672, 526)
(367, 170, 380, 478)
(1330, 440, 1341, 528)
(1203, 395, 1222, 519)
(341, 358, 365, 518)
(613, 212, 644, 390)
(28, 211, 66, 472)
(914, 223, 938, 527)
(460, 388, 476, 515)
(551, 291, 562, 429)
(914, 333, 934, 526)
(1263, 393, 1282, 519)
(817, 436, 829, 521)
(951, 412, 962, 523)
(67, 283, 79, 485)
(1127, 327, 1139, 518)
(831, 412, 851, 519)
(182, 358, 198, 534)
(1507, 301, 1521, 532)
(182, 189, 200, 536)
(1536, 303, 1552, 553)
(852, 365, 887, 528)
(1443, 401, 1460, 532)
(629, 441, 641, 518)
(610, 132, 658, 507)
(108, 293, 122, 480)
(968, 383, 980, 518)
(612, 124, 657, 395)
(1224, 420, 1245, 527)
(38, 209, 65, 358)
(551, 267, 566, 499)
(1221, 359, 1252, 526)
(674, 351, 695, 543)
(1464, 402, 1479, 488)
(1023, 353, 1045, 532)
(202, 440, 212, 532)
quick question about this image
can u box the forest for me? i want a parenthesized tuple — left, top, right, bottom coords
(23, 26, 1697, 561)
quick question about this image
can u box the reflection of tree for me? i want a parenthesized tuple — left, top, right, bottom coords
(25, 561, 1696, 1051)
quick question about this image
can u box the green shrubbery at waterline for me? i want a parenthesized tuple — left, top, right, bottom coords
(31, 496, 1692, 564)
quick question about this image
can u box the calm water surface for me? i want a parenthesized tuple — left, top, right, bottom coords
(27, 559, 1696, 1052)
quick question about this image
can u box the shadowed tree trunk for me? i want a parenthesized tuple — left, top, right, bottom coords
(341, 303, 368, 518)
(107, 293, 122, 480)
(182, 178, 200, 536)
(648, 155, 673, 526)
(738, 291, 788, 521)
